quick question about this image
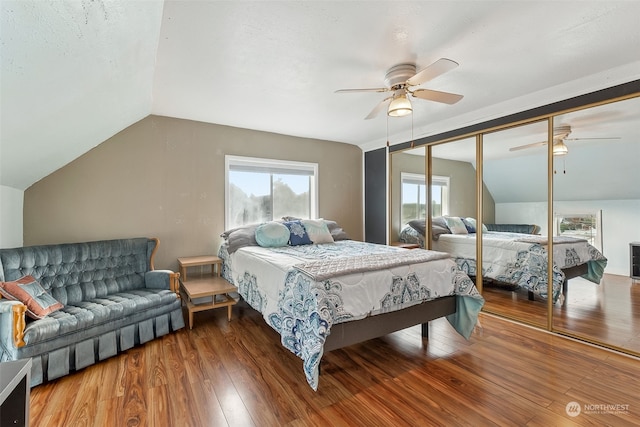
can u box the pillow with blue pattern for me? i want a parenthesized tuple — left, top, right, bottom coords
(0, 275, 63, 319)
(284, 220, 313, 245)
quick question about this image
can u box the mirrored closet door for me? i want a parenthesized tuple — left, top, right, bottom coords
(481, 121, 550, 328)
(386, 84, 640, 358)
(551, 95, 640, 353)
(390, 146, 426, 248)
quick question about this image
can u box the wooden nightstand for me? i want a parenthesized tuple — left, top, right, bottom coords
(177, 255, 238, 329)
(177, 255, 222, 281)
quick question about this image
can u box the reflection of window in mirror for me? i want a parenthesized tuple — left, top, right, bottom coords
(554, 211, 603, 252)
(400, 173, 450, 223)
(401, 172, 426, 224)
(432, 175, 450, 217)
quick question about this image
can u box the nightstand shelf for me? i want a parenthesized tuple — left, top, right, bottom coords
(177, 255, 238, 329)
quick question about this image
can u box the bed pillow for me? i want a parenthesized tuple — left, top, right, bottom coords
(221, 223, 260, 254)
(408, 219, 426, 236)
(301, 219, 334, 244)
(284, 220, 313, 245)
(432, 224, 452, 240)
(444, 216, 468, 234)
(432, 216, 449, 230)
(408, 218, 451, 240)
(324, 220, 350, 241)
(461, 218, 476, 233)
(255, 222, 290, 247)
(464, 217, 488, 233)
(0, 275, 63, 319)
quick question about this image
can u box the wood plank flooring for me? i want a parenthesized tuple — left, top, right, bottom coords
(29, 301, 640, 426)
(483, 273, 640, 353)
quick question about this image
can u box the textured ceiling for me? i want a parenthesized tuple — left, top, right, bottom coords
(2, 1, 640, 190)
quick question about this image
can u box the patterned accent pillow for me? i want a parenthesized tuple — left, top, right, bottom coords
(255, 222, 290, 247)
(301, 219, 334, 244)
(464, 217, 488, 233)
(461, 217, 476, 233)
(444, 216, 468, 234)
(284, 220, 313, 245)
(0, 275, 63, 319)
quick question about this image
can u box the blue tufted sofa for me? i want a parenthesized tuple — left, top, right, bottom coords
(0, 237, 185, 386)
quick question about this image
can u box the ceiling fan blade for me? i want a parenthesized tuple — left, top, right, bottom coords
(411, 88, 463, 104)
(335, 87, 389, 93)
(509, 141, 547, 152)
(364, 96, 392, 120)
(406, 58, 459, 86)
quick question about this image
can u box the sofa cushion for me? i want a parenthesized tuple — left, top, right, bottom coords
(22, 288, 179, 345)
(0, 275, 63, 319)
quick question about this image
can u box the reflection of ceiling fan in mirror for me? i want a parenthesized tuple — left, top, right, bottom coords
(509, 125, 620, 156)
(335, 58, 464, 120)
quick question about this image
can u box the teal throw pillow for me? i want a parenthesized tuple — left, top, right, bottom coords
(255, 222, 290, 247)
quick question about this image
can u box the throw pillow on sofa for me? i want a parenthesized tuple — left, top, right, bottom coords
(0, 275, 63, 319)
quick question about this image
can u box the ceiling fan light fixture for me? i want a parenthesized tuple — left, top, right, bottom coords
(553, 140, 569, 156)
(387, 93, 412, 117)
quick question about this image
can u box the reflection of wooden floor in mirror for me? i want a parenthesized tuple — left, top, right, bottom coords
(482, 274, 640, 354)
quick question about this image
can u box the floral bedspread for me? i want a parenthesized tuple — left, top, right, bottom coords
(432, 232, 607, 302)
(219, 240, 484, 390)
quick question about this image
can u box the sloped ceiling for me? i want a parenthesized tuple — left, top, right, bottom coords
(2, 1, 640, 191)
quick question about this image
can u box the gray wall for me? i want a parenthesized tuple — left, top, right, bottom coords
(24, 115, 363, 270)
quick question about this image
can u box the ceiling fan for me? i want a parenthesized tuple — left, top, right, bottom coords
(508, 125, 620, 156)
(335, 58, 464, 120)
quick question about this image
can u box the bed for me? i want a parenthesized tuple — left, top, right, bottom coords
(218, 221, 484, 390)
(400, 218, 608, 304)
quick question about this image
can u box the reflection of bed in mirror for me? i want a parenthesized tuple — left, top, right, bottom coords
(399, 217, 608, 304)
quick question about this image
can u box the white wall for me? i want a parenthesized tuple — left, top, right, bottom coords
(496, 199, 640, 276)
(0, 185, 23, 248)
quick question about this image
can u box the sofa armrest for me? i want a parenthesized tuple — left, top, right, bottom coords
(145, 270, 181, 295)
(0, 299, 27, 349)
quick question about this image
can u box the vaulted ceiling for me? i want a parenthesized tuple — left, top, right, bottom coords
(2, 1, 640, 191)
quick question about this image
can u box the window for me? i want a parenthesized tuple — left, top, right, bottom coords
(401, 173, 449, 224)
(431, 175, 450, 218)
(225, 156, 318, 229)
(554, 210, 603, 252)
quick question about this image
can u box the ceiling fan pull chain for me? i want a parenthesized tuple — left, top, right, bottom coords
(410, 113, 415, 148)
(386, 113, 390, 147)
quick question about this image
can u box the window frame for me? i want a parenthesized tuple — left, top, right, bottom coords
(431, 175, 450, 217)
(400, 172, 450, 223)
(224, 155, 318, 229)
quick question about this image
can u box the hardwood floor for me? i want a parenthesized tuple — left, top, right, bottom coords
(30, 301, 640, 426)
(483, 273, 640, 353)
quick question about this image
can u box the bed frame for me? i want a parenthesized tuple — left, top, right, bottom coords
(480, 264, 589, 304)
(323, 295, 456, 352)
(526, 263, 589, 303)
